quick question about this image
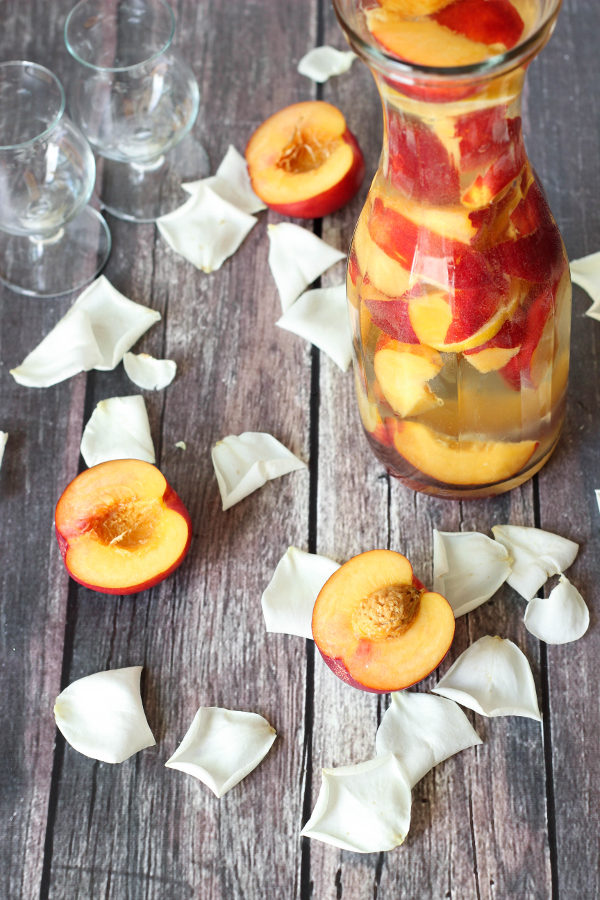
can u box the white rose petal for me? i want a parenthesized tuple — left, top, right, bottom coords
(375, 691, 482, 787)
(276, 284, 352, 371)
(595, 489, 600, 513)
(123, 351, 177, 391)
(433, 530, 512, 617)
(211, 431, 306, 510)
(81, 395, 155, 468)
(433, 635, 542, 720)
(267, 223, 345, 312)
(0, 432, 7, 469)
(53, 666, 155, 763)
(175, 440, 187, 451)
(301, 754, 411, 853)
(297, 46, 356, 82)
(10, 276, 160, 387)
(157, 183, 256, 273)
(183, 145, 266, 215)
(492, 524, 578, 601)
(524, 575, 589, 644)
(570, 252, 600, 320)
(261, 546, 340, 639)
(165, 707, 276, 798)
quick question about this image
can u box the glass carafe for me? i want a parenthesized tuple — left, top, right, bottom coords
(333, 0, 570, 499)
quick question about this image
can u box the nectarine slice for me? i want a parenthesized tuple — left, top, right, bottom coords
(312, 549, 455, 693)
(55, 459, 191, 594)
(245, 101, 364, 218)
(353, 212, 413, 298)
(366, 11, 497, 66)
(392, 420, 537, 485)
(374, 340, 443, 417)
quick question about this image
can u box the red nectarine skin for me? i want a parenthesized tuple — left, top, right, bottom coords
(55, 459, 192, 595)
(387, 110, 460, 205)
(433, 0, 525, 50)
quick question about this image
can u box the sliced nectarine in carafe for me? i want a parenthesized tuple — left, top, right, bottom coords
(312, 549, 455, 693)
(374, 339, 443, 417)
(55, 459, 192, 595)
(245, 101, 365, 218)
(392, 420, 537, 486)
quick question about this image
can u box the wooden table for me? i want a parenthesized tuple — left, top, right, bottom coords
(2, 1, 599, 898)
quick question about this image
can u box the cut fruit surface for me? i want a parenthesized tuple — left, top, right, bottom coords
(374, 340, 443, 417)
(366, 10, 497, 66)
(55, 459, 191, 594)
(312, 549, 455, 693)
(354, 212, 413, 297)
(392, 420, 537, 485)
(245, 101, 365, 218)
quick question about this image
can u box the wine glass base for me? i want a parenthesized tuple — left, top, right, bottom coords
(0, 206, 111, 298)
(99, 136, 210, 222)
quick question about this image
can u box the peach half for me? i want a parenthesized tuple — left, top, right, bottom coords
(245, 101, 365, 218)
(312, 550, 454, 693)
(55, 459, 192, 595)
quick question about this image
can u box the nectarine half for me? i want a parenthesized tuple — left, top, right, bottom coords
(312, 549, 455, 693)
(245, 101, 365, 218)
(55, 459, 191, 595)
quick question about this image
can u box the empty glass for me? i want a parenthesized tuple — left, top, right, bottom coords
(64, 0, 207, 222)
(0, 61, 111, 297)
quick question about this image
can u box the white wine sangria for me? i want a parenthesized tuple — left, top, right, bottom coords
(334, 0, 570, 498)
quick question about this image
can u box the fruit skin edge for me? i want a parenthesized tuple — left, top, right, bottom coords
(55, 479, 192, 596)
(261, 130, 366, 219)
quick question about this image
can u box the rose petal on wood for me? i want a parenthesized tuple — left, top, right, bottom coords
(301, 754, 412, 852)
(123, 352, 177, 391)
(211, 431, 306, 510)
(524, 575, 589, 644)
(297, 46, 356, 82)
(53, 666, 155, 764)
(0, 431, 8, 469)
(261, 546, 340, 639)
(165, 707, 276, 798)
(433, 529, 512, 617)
(267, 223, 345, 312)
(570, 251, 600, 320)
(183, 145, 266, 215)
(276, 284, 353, 371)
(157, 183, 256, 273)
(433, 635, 542, 720)
(80, 396, 155, 468)
(492, 524, 579, 601)
(10, 276, 160, 387)
(375, 691, 482, 787)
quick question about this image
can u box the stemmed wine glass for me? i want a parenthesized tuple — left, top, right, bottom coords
(64, 0, 208, 222)
(0, 61, 111, 297)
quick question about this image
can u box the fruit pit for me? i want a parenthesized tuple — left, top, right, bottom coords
(352, 583, 422, 641)
(89, 498, 162, 550)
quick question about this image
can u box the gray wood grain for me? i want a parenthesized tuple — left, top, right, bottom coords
(1, 0, 599, 897)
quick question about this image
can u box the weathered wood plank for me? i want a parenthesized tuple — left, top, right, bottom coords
(529, 1, 600, 897)
(0, 6, 94, 897)
(2, 0, 600, 897)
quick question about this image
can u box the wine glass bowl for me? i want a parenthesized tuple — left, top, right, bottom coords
(0, 60, 111, 296)
(64, 0, 206, 221)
